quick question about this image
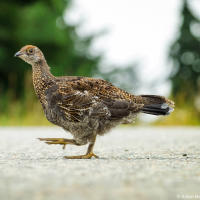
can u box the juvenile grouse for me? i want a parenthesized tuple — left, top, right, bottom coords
(15, 45, 174, 159)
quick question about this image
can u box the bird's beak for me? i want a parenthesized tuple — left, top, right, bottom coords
(14, 51, 23, 57)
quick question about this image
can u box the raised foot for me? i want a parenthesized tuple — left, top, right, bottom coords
(64, 152, 99, 159)
(38, 138, 70, 149)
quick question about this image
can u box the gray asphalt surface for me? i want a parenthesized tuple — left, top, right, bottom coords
(0, 127, 200, 200)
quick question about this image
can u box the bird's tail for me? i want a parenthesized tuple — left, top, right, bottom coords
(140, 95, 175, 116)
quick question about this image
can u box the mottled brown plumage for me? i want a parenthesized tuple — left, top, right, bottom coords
(15, 45, 175, 159)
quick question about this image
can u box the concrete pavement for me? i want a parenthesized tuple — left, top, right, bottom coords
(0, 127, 200, 200)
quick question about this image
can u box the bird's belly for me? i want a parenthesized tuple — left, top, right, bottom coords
(44, 105, 136, 142)
(44, 106, 97, 141)
(62, 118, 102, 145)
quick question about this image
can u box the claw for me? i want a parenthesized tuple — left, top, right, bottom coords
(91, 153, 99, 158)
(64, 152, 99, 159)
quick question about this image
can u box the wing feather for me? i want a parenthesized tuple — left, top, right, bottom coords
(45, 78, 143, 123)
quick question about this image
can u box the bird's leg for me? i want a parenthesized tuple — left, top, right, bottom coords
(64, 135, 99, 159)
(38, 138, 79, 149)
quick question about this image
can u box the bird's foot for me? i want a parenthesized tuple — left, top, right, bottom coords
(64, 152, 99, 159)
(38, 138, 72, 149)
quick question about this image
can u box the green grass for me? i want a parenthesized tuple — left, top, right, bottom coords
(0, 72, 52, 126)
(0, 99, 52, 126)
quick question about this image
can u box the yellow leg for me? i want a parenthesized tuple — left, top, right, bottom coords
(64, 135, 99, 159)
(38, 138, 79, 149)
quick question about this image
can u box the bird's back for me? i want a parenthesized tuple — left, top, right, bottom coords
(55, 76, 136, 102)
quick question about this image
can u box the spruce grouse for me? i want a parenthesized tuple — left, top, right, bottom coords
(15, 45, 174, 159)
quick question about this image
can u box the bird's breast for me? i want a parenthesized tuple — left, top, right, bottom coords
(32, 71, 55, 105)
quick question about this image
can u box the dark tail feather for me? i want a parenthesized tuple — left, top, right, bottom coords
(140, 95, 175, 116)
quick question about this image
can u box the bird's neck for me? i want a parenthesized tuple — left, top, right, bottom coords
(32, 59, 55, 104)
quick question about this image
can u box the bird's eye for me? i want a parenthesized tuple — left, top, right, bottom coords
(27, 48, 34, 54)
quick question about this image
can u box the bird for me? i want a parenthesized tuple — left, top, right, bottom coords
(15, 45, 175, 159)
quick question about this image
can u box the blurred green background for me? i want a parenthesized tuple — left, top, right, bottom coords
(0, 0, 199, 126)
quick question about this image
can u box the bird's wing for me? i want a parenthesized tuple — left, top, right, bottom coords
(82, 78, 144, 120)
(55, 78, 144, 121)
(44, 84, 110, 123)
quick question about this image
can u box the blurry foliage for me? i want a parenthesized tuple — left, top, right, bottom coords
(168, 0, 200, 124)
(0, 0, 101, 99)
(0, 71, 50, 126)
(0, 0, 138, 125)
(169, 0, 200, 110)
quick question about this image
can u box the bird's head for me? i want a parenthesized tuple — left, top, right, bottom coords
(15, 45, 45, 65)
